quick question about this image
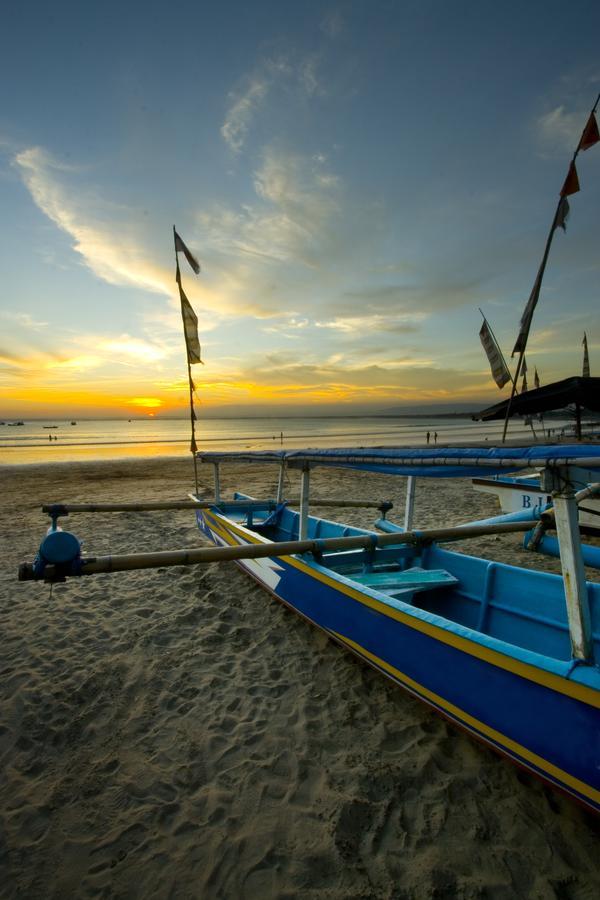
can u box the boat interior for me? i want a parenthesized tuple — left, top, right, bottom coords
(217, 496, 600, 664)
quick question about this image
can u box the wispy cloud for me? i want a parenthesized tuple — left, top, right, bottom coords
(14, 147, 169, 295)
(221, 77, 270, 154)
(320, 10, 344, 39)
(536, 105, 590, 155)
(12, 145, 275, 322)
(315, 313, 424, 334)
(0, 310, 48, 330)
(221, 54, 323, 153)
(196, 146, 342, 300)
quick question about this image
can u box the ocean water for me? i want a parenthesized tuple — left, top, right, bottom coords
(0, 415, 569, 466)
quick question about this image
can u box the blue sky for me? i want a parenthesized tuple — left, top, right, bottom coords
(1, 0, 599, 417)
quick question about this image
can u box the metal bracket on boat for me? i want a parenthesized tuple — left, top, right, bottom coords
(44, 503, 70, 522)
(407, 529, 428, 548)
(362, 534, 378, 571)
(377, 500, 393, 520)
(540, 466, 593, 662)
(309, 539, 327, 564)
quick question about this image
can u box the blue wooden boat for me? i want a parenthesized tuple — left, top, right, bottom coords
(194, 446, 600, 814)
(18, 444, 600, 814)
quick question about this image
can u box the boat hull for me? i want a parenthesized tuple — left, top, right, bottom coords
(197, 507, 600, 813)
(473, 469, 600, 534)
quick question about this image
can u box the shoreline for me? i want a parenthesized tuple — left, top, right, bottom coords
(3, 434, 599, 470)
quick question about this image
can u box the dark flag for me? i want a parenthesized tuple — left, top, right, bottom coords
(579, 112, 600, 152)
(583, 332, 590, 378)
(180, 287, 203, 365)
(512, 265, 543, 355)
(560, 162, 580, 197)
(534, 367, 540, 389)
(555, 196, 570, 231)
(479, 319, 511, 388)
(521, 356, 528, 392)
(174, 230, 201, 274)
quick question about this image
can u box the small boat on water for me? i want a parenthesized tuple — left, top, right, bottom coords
(18, 444, 600, 814)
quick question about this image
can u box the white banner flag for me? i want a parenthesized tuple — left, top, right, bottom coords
(479, 320, 511, 388)
(180, 289, 203, 365)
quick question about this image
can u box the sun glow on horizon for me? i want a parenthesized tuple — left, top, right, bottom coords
(129, 397, 163, 409)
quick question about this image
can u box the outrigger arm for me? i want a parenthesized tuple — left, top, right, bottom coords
(18, 518, 535, 583)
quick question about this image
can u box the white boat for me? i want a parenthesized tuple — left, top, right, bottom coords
(473, 466, 600, 534)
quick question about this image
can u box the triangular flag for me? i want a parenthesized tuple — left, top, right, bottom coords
(579, 112, 600, 152)
(174, 230, 201, 274)
(583, 332, 590, 378)
(560, 162, 580, 197)
(190, 437, 198, 453)
(555, 196, 570, 231)
(534, 367, 540, 389)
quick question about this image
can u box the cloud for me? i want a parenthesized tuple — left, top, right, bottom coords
(228, 356, 487, 403)
(14, 147, 169, 295)
(337, 277, 486, 318)
(0, 310, 48, 330)
(536, 105, 590, 154)
(299, 57, 321, 97)
(320, 10, 344, 39)
(315, 313, 424, 335)
(12, 144, 275, 322)
(196, 146, 342, 288)
(221, 77, 269, 154)
(98, 335, 168, 363)
(221, 54, 323, 153)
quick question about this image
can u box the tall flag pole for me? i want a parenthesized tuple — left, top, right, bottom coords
(501, 92, 600, 442)
(478, 309, 512, 388)
(173, 226, 202, 495)
(582, 332, 590, 377)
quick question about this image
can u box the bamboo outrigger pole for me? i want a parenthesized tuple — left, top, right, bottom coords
(502, 93, 600, 443)
(18, 518, 536, 582)
(40, 498, 394, 515)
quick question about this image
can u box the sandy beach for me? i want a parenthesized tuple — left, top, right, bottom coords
(1, 456, 599, 899)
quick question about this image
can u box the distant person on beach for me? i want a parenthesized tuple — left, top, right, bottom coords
(426, 431, 430, 444)
(434, 432, 438, 444)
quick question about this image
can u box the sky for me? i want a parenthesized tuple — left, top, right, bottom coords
(1, 0, 599, 419)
